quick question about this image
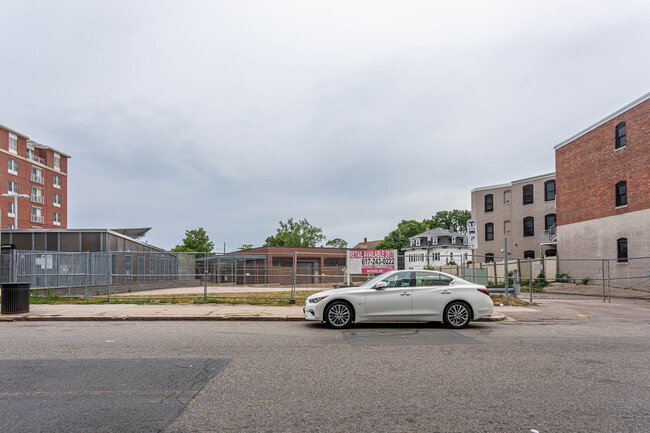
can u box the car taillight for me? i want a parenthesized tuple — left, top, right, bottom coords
(477, 288, 490, 296)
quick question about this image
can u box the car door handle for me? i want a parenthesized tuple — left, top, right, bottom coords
(400, 292, 411, 296)
(440, 291, 452, 294)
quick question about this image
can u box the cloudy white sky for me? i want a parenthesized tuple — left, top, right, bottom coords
(1, 0, 648, 251)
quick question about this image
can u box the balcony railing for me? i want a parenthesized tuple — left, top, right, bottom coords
(538, 224, 557, 244)
(28, 154, 47, 165)
(30, 174, 44, 185)
(31, 194, 44, 204)
(30, 214, 44, 224)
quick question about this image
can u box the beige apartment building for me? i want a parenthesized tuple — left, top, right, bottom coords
(471, 173, 557, 262)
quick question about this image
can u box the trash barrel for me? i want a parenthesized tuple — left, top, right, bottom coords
(1, 282, 31, 314)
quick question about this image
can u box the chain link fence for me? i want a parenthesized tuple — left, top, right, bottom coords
(1, 249, 647, 303)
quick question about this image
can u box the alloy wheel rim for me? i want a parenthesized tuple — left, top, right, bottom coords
(329, 304, 350, 326)
(447, 304, 469, 326)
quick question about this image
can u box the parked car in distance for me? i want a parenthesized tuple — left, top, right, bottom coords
(304, 270, 493, 329)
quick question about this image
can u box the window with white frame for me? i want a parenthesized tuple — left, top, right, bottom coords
(53, 175, 61, 189)
(53, 193, 61, 207)
(26, 148, 34, 160)
(32, 186, 42, 197)
(8, 181, 18, 194)
(54, 153, 61, 170)
(8, 133, 17, 153)
(8, 159, 17, 175)
(8, 202, 15, 217)
(451, 237, 457, 245)
(415, 238, 421, 246)
(53, 212, 61, 226)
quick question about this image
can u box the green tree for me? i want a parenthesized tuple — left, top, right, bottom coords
(264, 218, 325, 247)
(423, 210, 472, 233)
(375, 220, 427, 254)
(325, 238, 348, 248)
(171, 228, 214, 254)
(238, 244, 253, 251)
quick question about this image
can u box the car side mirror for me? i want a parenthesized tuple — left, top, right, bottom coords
(449, 280, 455, 286)
(375, 281, 388, 290)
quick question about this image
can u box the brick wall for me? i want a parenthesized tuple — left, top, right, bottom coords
(556, 99, 650, 226)
(0, 125, 69, 229)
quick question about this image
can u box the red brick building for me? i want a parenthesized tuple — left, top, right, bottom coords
(0, 123, 70, 229)
(554, 92, 649, 287)
(205, 246, 349, 285)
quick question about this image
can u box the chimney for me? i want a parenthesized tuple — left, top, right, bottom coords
(364, 237, 367, 243)
(449, 227, 455, 232)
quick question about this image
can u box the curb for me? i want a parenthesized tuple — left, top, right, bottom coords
(1, 315, 306, 322)
(0, 314, 508, 322)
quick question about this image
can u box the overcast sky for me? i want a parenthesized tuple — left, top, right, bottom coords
(1, 0, 648, 251)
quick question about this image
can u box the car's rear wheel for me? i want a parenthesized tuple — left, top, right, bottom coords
(443, 302, 471, 329)
(325, 301, 353, 329)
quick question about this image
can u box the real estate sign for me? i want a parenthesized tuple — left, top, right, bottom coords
(347, 249, 398, 274)
(466, 219, 478, 250)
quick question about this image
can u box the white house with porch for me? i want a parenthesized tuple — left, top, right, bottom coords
(403, 228, 472, 270)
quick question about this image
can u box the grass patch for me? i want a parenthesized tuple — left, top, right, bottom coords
(29, 291, 322, 307)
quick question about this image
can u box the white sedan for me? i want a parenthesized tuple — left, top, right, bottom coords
(304, 270, 493, 329)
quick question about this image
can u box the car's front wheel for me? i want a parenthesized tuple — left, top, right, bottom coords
(324, 301, 353, 329)
(443, 302, 471, 329)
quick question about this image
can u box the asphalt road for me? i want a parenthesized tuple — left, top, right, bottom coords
(0, 299, 648, 432)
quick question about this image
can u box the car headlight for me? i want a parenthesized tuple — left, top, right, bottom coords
(308, 295, 328, 304)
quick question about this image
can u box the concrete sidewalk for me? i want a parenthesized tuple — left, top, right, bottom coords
(0, 303, 516, 322)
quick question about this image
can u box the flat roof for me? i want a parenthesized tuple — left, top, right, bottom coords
(554, 91, 650, 150)
(471, 172, 555, 193)
(2, 228, 166, 252)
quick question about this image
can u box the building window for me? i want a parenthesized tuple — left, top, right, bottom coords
(524, 250, 535, 259)
(8, 133, 17, 153)
(8, 202, 15, 217)
(544, 180, 556, 201)
(485, 223, 494, 241)
(415, 238, 421, 246)
(8, 181, 18, 194)
(617, 238, 627, 263)
(8, 159, 18, 175)
(545, 214, 556, 230)
(485, 253, 494, 263)
(53, 175, 61, 189)
(523, 184, 533, 205)
(7, 224, 14, 229)
(26, 148, 34, 160)
(53, 213, 62, 226)
(615, 181, 627, 207)
(53, 194, 62, 207)
(615, 122, 626, 149)
(523, 217, 534, 237)
(484, 194, 493, 212)
(545, 249, 557, 257)
(54, 153, 61, 170)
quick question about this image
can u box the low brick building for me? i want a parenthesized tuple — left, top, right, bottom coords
(207, 246, 349, 285)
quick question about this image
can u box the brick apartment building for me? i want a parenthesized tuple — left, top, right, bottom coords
(554, 92, 650, 287)
(0, 123, 69, 229)
(471, 173, 557, 262)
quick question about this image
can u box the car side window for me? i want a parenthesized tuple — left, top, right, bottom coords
(415, 272, 453, 286)
(383, 272, 412, 288)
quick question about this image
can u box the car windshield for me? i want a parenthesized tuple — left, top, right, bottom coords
(359, 272, 391, 288)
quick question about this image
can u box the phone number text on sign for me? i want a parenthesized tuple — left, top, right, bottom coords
(348, 250, 397, 274)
